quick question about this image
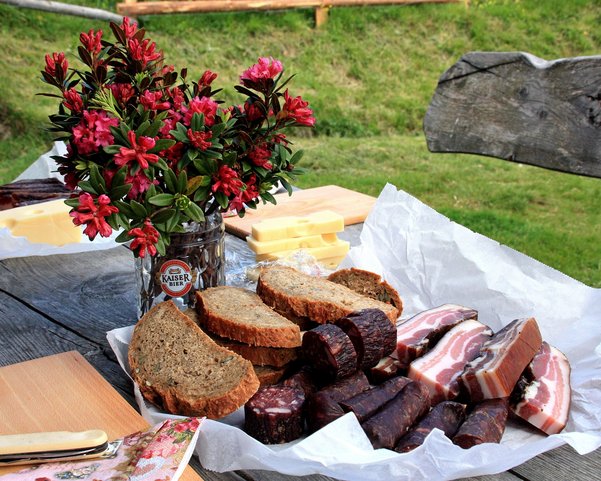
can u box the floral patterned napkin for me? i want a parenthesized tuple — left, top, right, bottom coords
(0, 417, 202, 481)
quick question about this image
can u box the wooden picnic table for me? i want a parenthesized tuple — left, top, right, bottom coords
(0, 224, 598, 481)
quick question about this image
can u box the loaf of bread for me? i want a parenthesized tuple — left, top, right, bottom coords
(257, 265, 399, 324)
(128, 300, 260, 419)
(327, 267, 403, 313)
(196, 286, 302, 348)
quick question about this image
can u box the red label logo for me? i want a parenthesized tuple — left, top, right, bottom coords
(159, 259, 193, 297)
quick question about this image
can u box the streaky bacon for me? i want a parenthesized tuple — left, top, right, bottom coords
(395, 304, 478, 366)
(408, 319, 492, 404)
(459, 317, 543, 402)
(511, 342, 571, 435)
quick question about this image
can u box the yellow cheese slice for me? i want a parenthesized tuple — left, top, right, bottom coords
(255, 238, 350, 263)
(0, 199, 82, 246)
(247, 232, 340, 255)
(251, 210, 344, 242)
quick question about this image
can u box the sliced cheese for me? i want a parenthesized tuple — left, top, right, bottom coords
(247, 232, 340, 255)
(0, 199, 82, 246)
(255, 238, 350, 263)
(251, 210, 344, 242)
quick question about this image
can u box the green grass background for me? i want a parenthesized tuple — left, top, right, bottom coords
(0, 0, 600, 286)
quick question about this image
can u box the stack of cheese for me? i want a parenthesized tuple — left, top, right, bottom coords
(246, 210, 350, 268)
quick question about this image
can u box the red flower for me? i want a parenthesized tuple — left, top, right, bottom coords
(128, 38, 162, 69)
(272, 133, 288, 145)
(109, 83, 135, 106)
(244, 101, 264, 122)
(248, 144, 273, 170)
(167, 87, 185, 110)
(230, 174, 260, 212)
(44, 52, 68, 78)
(72, 110, 118, 155)
(63, 88, 83, 113)
(199, 70, 217, 87)
(121, 17, 138, 39)
(240, 57, 283, 88)
(160, 141, 184, 166)
(282, 90, 315, 126)
(187, 129, 212, 150)
(80, 29, 103, 55)
(125, 168, 157, 198)
(70, 192, 118, 240)
(114, 130, 159, 170)
(140, 90, 171, 111)
(212, 165, 243, 197)
(183, 96, 218, 127)
(128, 220, 159, 257)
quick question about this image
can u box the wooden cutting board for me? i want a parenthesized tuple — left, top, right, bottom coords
(224, 185, 376, 239)
(0, 351, 202, 480)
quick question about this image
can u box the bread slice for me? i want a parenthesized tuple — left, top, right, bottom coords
(327, 267, 403, 314)
(253, 364, 288, 387)
(185, 308, 299, 367)
(257, 265, 399, 324)
(128, 300, 259, 419)
(196, 287, 302, 348)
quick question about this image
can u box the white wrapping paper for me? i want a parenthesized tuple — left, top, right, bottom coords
(107, 183, 601, 481)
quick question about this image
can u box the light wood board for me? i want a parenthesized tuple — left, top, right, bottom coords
(224, 185, 375, 239)
(0, 351, 202, 480)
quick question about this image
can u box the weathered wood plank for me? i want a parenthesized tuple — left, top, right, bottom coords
(424, 52, 601, 178)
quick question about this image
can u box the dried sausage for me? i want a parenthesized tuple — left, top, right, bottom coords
(452, 398, 509, 448)
(302, 323, 358, 382)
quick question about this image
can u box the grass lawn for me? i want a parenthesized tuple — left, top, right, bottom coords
(0, 0, 599, 286)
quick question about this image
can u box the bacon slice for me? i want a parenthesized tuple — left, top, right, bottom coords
(408, 319, 492, 404)
(511, 342, 571, 435)
(395, 304, 478, 366)
(459, 317, 543, 402)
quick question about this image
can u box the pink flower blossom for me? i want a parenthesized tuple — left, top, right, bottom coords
(240, 57, 283, 88)
(121, 17, 138, 39)
(72, 110, 118, 155)
(168, 87, 185, 110)
(128, 38, 162, 69)
(183, 96, 218, 127)
(272, 133, 288, 145)
(187, 129, 212, 150)
(63, 88, 83, 113)
(109, 83, 135, 106)
(140, 90, 171, 111)
(212, 165, 243, 197)
(114, 130, 159, 170)
(70, 192, 118, 240)
(230, 174, 260, 212)
(44, 52, 68, 78)
(199, 69, 217, 87)
(125, 169, 157, 198)
(283, 90, 315, 126)
(128, 220, 159, 257)
(248, 144, 273, 170)
(244, 101, 264, 122)
(80, 29, 103, 55)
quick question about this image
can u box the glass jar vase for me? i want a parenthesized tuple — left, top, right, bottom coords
(134, 210, 225, 318)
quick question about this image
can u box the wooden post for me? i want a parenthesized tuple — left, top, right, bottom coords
(315, 5, 329, 27)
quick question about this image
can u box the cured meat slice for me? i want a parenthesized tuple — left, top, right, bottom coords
(361, 380, 431, 449)
(511, 342, 571, 435)
(459, 317, 543, 402)
(306, 371, 370, 432)
(367, 355, 404, 384)
(335, 309, 396, 369)
(302, 323, 358, 382)
(452, 398, 509, 448)
(244, 386, 305, 444)
(408, 320, 492, 404)
(339, 376, 412, 423)
(396, 304, 478, 366)
(395, 401, 467, 453)
(282, 366, 319, 397)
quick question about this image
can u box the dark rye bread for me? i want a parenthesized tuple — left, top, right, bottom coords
(185, 308, 299, 367)
(128, 300, 259, 419)
(196, 286, 302, 348)
(257, 265, 399, 325)
(327, 267, 403, 314)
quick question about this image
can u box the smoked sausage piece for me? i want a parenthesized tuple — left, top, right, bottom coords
(452, 398, 509, 449)
(340, 376, 412, 423)
(367, 355, 404, 384)
(244, 386, 306, 444)
(361, 380, 431, 449)
(302, 323, 358, 382)
(335, 309, 397, 369)
(282, 366, 319, 397)
(395, 401, 467, 453)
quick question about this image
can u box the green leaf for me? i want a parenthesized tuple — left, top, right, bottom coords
(115, 229, 131, 244)
(114, 200, 135, 218)
(64, 198, 79, 208)
(136, 120, 151, 137)
(145, 119, 163, 138)
(165, 168, 178, 193)
(211, 122, 226, 136)
(191, 112, 205, 131)
(193, 186, 211, 202)
(151, 208, 176, 224)
(193, 158, 212, 176)
(187, 149, 199, 161)
(290, 149, 304, 165)
(261, 191, 277, 205)
(149, 139, 176, 153)
(77, 180, 98, 195)
(215, 191, 229, 209)
(110, 184, 132, 200)
(156, 236, 166, 256)
(177, 171, 188, 193)
(89, 164, 106, 194)
(187, 175, 210, 195)
(149, 193, 175, 207)
(130, 200, 148, 217)
(279, 177, 293, 195)
(184, 202, 205, 223)
(165, 211, 181, 232)
(154, 158, 169, 170)
(106, 213, 120, 231)
(103, 144, 122, 155)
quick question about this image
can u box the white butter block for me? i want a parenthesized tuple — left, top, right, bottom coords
(251, 210, 344, 242)
(0, 199, 82, 246)
(247, 232, 340, 255)
(256, 238, 350, 263)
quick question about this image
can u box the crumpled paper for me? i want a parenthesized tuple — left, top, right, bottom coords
(107, 183, 601, 481)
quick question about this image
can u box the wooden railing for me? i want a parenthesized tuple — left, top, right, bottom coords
(117, 0, 468, 26)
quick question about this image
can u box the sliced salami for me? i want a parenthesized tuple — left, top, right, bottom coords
(282, 366, 320, 397)
(452, 398, 509, 449)
(302, 323, 358, 382)
(395, 401, 467, 453)
(244, 386, 305, 444)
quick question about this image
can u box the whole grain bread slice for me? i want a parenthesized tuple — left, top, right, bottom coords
(257, 265, 399, 324)
(327, 267, 403, 314)
(185, 308, 299, 367)
(196, 286, 302, 348)
(128, 300, 259, 419)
